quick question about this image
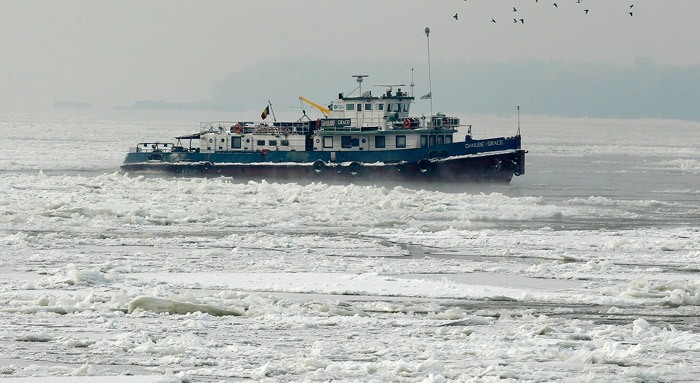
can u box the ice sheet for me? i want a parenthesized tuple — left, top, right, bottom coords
(1, 116, 698, 381)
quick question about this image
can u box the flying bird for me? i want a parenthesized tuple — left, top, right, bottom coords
(453, 13, 458, 20)
(513, 7, 517, 12)
(553, 3, 558, 8)
(585, 9, 589, 14)
(491, 18, 496, 23)
(629, 12, 633, 16)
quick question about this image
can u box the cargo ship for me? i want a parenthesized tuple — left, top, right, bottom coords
(121, 75, 526, 183)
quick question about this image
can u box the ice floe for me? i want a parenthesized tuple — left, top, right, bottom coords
(1, 116, 698, 381)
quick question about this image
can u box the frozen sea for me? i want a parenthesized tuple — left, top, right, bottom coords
(0, 114, 699, 382)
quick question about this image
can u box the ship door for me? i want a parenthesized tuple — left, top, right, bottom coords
(356, 103, 364, 128)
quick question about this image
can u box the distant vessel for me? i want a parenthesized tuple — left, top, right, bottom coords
(121, 75, 526, 183)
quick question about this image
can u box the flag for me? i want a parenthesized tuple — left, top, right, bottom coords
(420, 92, 431, 100)
(261, 105, 270, 120)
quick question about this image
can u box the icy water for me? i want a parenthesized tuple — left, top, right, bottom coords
(0, 115, 699, 382)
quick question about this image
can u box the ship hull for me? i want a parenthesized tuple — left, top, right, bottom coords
(121, 147, 526, 183)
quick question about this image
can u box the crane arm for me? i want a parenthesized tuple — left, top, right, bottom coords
(299, 96, 329, 117)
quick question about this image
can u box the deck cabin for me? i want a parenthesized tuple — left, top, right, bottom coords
(311, 85, 460, 153)
(328, 87, 413, 130)
(177, 76, 465, 156)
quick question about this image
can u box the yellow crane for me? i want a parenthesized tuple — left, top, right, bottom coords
(298, 96, 329, 117)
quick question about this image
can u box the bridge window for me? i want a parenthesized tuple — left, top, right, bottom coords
(375, 135, 385, 148)
(346, 104, 354, 111)
(281, 140, 289, 146)
(437, 135, 444, 145)
(396, 135, 406, 148)
(377, 104, 384, 111)
(231, 136, 242, 149)
(269, 140, 277, 146)
(429, 135, 436, 146)
(365, 103, 372, 111)
(257, 140, 265, 146)
(323, 136, 333, 148)
(357, 103, 362, 112)
(341, 136, 352, 148)
(420, 135, 428, 147)
(445, 135, 453, 144)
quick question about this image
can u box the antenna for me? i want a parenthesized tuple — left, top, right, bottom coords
(517, 105, 521, 136)
(410, 68, 415, 99)
(425, 27, 433, 117)
(352, 75, 368, 97)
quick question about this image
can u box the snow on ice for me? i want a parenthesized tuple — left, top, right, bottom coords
(0, 116, 699, 381)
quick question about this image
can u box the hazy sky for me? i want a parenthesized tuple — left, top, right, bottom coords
(2, 0, 699, 117)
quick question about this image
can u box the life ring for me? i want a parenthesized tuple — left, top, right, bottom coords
(403, 118, 411, 129)
(417, 159, 433, 175)
(312, 160, 325, 175)
(233, 123, 242, 134)
(347, 162, 362, 176)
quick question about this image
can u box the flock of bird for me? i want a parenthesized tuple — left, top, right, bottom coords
(452, 1, 636, 24)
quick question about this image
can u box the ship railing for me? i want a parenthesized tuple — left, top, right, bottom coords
(199, 121, 311, 135)
(272, 121, 313, 135)
(131, 142, 185, 153)
(200, 121, 254, 133)
(319, 126, 363, 132)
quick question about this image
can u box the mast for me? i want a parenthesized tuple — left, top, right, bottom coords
(425, 27, 433, 117)
(353, 75, 368, 128)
